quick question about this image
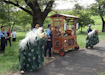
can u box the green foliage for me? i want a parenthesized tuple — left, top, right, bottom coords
(15, 11, 32, 31)
(43, 11, 56, 29)
(0, 9, 7, 20)
(73, 4, 94, 33)
(88, 3, 99, 16)
(13, 25, 23, 32)
(0, 2, 8, 26)
(89, 0, 105, 17)
(0, 1, 32, 32)
(77, 12, 94, 27)
(91, 15, 102, 25)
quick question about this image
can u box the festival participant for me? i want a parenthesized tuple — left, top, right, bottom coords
(33, 23, 40, 31)
(44, 24, 54, 58)
(67, 25, 76, 45)
(51, 26, 57, 35)
(52, 26, 61, 37)
(85, 29, 99, 48)
(0, 26, 7, 53)
(86, 24, 92, 35)
(5, 27, 11, 47)
(65, 25, 75, 36)
(54, 26, 58, 36)
(56, 26, 61, 36)
(19, 27, 45, 74)
(12, 29, 17, 41)
(71, 25, 75, 35)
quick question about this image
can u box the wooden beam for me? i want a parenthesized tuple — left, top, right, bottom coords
(64, 35, 77, 40)
(51, 17, 64, 19)
(64, 44, 77, 50)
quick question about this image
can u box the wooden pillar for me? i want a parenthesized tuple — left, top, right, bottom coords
(66, 20, 69, 29)
(74, 18, 77, 35)
(61, 18, 64, 48)
(74, 18, 77, 44)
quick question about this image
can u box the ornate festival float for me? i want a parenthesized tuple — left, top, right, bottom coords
(50, 13, 79, 56)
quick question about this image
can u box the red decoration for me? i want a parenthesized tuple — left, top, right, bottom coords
(65, 29, 72, 35)
(95, 30, 98, 33)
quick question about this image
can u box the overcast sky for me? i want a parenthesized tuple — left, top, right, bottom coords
(55, 0, 96, 9)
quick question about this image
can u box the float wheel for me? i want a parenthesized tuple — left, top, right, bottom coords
(75, 45, 79, 50)
(59, 49, 65, 56)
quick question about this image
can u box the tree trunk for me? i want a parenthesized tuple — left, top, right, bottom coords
(11, 22, 15, 32)
(99, 5, 105, 32)
(100, 17, 105, 32)
(102, 21, 105, 32)
(32, 17, 44, 28)
(32, 12, 44, 28)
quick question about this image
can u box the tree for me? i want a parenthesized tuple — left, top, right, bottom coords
(0, 1, 32, 32)
(10, 10, 22, 32)
(16, 11, 32, 32)
(88, 3, 99, 16)
(2, 0, 54, 28)
(0, 1, 16, 31)
(0, 1, 8, 26)
(77, 12, 94, 33)
(73, 4, 94, 33)
(90, 0, 105, 32)
(96, 0, 105, 32)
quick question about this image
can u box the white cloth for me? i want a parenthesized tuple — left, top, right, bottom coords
(33, 28, 38, 31)
(71, 29, 75, 35)
(12, 31, 16, 38)
(88, 29, 96, 38)
(71, 30, 74, 35)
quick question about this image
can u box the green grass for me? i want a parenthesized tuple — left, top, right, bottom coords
(99, 72, 105, 75)
(77, 25, 105, 48)
(0, 32, 26, 75)
(0, 25, 105, 75)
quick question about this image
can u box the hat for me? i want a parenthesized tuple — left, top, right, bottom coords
(88, 24, 91, 27)
(48, 24, 51, 27)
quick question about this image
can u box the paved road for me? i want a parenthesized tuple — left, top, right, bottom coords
(15, 40, 105, 75)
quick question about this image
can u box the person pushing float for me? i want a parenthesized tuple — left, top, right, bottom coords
(85, 24, 99, 48)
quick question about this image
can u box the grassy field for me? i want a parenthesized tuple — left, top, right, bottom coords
(0, 25, 105, 75)
(77, 25, 105, 48)
(0, 32, 26, 75)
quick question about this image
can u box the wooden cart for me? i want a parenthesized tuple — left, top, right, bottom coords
(50, 13, 79, 56)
